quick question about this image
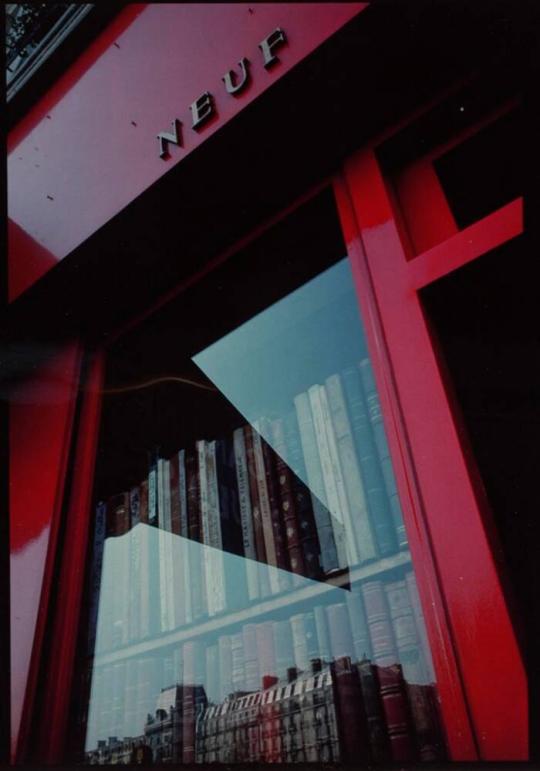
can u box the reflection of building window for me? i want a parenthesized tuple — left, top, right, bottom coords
(5, 3, 93, 98)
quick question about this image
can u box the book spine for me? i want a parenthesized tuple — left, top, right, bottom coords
(186, 448, 206, 620)
(128, 487, 141, 643)
(252, 420, 281, 594)
(359, 358, 408, 549)
(326, 602, 355, 660)
(341, 366, 397, 555)
(231, 632, 246, 692)
(233, 427, 260, 601)
(87, 501, 106, 653)
(317, 383, 359, 565)
(357, 658, 391, 763)
(345, 589, 372, 663)
(308, 385, 348, 559)
(169, 450, 181, 535)
(206, 439, 226, 614)
(216, 437, 248, 611)
(157, 458, 175, 631)
(182, 642, 196, 763)
(270, 418, 306, 579)
(325, 373, 378, 562)
(108, 492, 131, 647)
(273, 619, 295, 680)
(243, 623, 259, 691)
(290, 613, 310, 672)
(244, 424, 271, 597)
(332, 655, 371, 762)
(256, 621, 277, 684)
(205, 644, 219, 704)
(148, 450, 159, 527)
(405, 570, 436, 682)
(218, 634, 233, 701)
(385, 579, 443, 760)
(283, 410, 324, 580)
(361, 579, 415, 761)
(294, 392, 343, 572)
(138, 479, 156, 639)
(260, 417, 291, 591)
(197, 439, 215, 617)
(313, 605, 332, 663)
(178, 448, 193, 624)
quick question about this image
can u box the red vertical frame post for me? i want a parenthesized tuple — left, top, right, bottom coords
(10, 342, 83, 763)
(338, 149, 527, 760)
(33, 349, 106, 763)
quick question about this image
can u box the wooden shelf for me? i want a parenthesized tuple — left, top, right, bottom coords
(94, 549, 411, 666)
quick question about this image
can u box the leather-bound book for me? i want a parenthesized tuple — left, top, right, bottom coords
(357, 656, 392, 763)
(244, 424, 271, 596)
(185, 447, 207, 620)
(332, 655, 371, 762)
(385, 578, 445, 760)
(361, 579, 416, 761)
(270, 417, 306, 578)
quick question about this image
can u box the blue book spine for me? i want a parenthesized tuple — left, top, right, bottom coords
(341, 367, 397, 556)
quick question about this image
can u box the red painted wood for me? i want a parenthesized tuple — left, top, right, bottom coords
(393, 158, 458, 255)
(408, 198, 522, 289)
(34, 351, 105, 763)
(7, 3, 366, 301)
(333, 177, 478, 761)
(343, 148, 527, 760)
(10, 342, 82, 762)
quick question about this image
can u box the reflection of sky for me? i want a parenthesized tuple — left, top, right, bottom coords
(192, 258, 368, 447)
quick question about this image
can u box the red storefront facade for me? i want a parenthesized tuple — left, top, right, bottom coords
(6, 3, 528, 765)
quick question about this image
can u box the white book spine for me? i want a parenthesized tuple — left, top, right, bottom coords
(308, 385, 349, 568)
(233, 427, 260, 601)
(178, 449, 193, 624)
(157, 459, 171, 631)
(164, 459, 177, 630)
(206, 440, 226, 614)
(325, 375, 379, 562)
(326, 373, 377, 562)
(197, 439, 215, 617)
(251, 420, 280, 594)
(294, 391, 328, 506)
(139, 521, 150, 639)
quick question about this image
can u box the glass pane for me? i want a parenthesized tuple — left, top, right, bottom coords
(72, 190, 446, 764)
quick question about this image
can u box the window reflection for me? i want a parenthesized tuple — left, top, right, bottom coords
(78, 246, 444, 763)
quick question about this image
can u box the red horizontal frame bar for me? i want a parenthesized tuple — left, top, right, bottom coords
(408, 197, 522, 289)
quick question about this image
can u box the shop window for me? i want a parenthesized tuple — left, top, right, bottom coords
(69, 188, 448, 764)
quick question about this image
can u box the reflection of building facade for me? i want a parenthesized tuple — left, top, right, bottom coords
(85, 653, 442, 764)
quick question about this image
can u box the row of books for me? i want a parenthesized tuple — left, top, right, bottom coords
(90, 359, 408, 650)
(86, 570, 441, 762)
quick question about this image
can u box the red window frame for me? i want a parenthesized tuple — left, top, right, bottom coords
(21, 114, 526, 764)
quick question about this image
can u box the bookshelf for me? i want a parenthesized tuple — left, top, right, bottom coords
(94, 550, 412, 666)
(71, 189, 446, 765)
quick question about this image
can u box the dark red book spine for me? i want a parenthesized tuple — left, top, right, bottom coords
(106, 492, 130, 536)
(244, 425, 267, 564)
(332, 655, 371, 762)
(357, 657, 392, 762)
(261, 432, 290, 573)
(185, 448, 206, 619)
(139, 478, 149, 524)
(271, 419, 306, 576)
(361, 580, 416, 762)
